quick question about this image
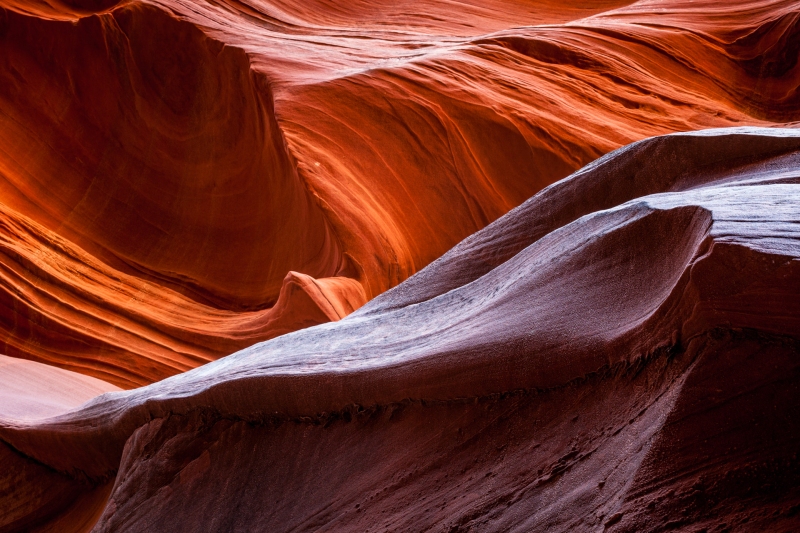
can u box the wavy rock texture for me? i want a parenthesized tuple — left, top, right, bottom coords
(0, 0, 799, 385)
(1, 127, 799, 532)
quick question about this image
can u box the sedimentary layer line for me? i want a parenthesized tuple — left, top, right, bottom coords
(0, 0, 798, 385)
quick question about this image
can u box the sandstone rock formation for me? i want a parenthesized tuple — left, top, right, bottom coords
(1, 127, 799, 532)
(0, 0, 798, 386)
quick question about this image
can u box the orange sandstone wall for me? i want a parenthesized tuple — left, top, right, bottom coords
(0, 0, 797, 386)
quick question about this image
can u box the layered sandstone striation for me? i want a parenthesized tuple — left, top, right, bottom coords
(1, 128, 799, 532)
(0, 0, 798, 385)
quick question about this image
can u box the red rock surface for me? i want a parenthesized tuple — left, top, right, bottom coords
(0, 0, 798, 386)
(1, 0, 800, 530)
(1, 127, 799, 532)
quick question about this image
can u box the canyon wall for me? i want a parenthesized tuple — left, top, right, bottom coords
(0, 0, 797, 385)
(1, 128, 799, 532)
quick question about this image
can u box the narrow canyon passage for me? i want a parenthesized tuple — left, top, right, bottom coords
(0, 0, 797, 385)
(0, 0, 798, 531)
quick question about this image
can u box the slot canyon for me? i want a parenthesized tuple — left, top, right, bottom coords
(0, 0, 798, 531)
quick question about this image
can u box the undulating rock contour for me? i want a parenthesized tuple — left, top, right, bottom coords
(0, 0, 798, 385)
(1, 127, 799, 532)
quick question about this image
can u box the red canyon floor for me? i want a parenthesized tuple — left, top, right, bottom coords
(0, 0, 799, 532)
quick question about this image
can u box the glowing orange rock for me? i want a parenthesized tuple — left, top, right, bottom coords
(1, 128, 799, 532)
(0, 0, 797, 387)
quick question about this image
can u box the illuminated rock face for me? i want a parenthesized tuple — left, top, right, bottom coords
(1, 128, 799, 532)
(0, 0, 798, 386)
(0, 0, 799, 530)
